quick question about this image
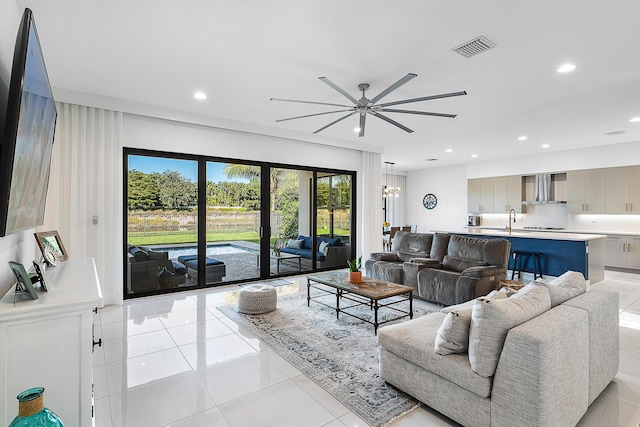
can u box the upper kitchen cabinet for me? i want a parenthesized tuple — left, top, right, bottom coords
(468, 178, 494, 213)
(567, 169, 606, 213)
(605, 166, 640, 213)
(494, 175, 523, 213)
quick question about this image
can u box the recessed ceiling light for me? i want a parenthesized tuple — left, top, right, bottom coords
(518, 136, 528, 141)
(445, 148, 453, 153)
(557, 63, 576, 73)
(542, 144, 550, 148)
(471, 154, 478, 158)
(630, 117, 640, 123)
(194, 91, 207, 100)
(354, 127, 361, 133)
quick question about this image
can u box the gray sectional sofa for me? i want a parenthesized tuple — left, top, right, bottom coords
(366, 231, 510, 305)
(378, 272, 619, 427)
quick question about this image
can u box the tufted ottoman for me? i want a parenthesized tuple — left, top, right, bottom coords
(238, 284, 277, 314)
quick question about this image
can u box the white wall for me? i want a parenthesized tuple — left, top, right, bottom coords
(406, 140, 640, 233)
(0, 3, 39, 293)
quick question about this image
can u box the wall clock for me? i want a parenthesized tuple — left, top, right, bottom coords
(423, 193, 437, 209)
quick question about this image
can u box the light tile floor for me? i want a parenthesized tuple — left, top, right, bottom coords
(94, 270, 640, 427)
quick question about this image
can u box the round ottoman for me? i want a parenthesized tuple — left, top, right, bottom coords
(238, 284, 277, 314)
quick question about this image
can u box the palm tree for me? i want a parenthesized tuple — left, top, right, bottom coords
(223, 164, 283, 211)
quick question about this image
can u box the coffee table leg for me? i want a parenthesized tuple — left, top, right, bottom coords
(336, 289, 341, 319)
(373, 299, 379, 335)
(307, 279, 311, 307)
(276, 258, 280, 275)
(409, 292, 413, 319)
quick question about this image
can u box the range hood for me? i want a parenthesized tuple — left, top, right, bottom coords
(522, 173, 567, 204)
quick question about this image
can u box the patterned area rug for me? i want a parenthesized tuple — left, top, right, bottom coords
(217, 291, 436, 426)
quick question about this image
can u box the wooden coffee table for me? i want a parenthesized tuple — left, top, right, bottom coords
(306, 272, 413, 334)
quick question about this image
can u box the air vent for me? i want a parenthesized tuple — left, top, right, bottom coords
(452, 36, 497, 58)
(605, 130, 627, 136)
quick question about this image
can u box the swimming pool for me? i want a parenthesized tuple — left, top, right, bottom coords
(153, 244, 255, 259)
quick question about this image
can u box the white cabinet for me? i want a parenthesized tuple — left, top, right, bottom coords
(605, 235, 640, 270)
(605, 166, 640, 213)
(494, 175, 523, 213)
(0, 258, 103, 427)
(567, 169, 606, 213)
(467, 178, 499, 213)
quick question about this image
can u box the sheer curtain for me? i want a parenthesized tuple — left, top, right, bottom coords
(40, 102, 123, 305)
(359, 151, 382, 266)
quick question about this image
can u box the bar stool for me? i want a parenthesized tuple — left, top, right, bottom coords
(511, 250, 543, 280)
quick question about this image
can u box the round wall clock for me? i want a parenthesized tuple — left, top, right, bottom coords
(423, 193, 437, 209)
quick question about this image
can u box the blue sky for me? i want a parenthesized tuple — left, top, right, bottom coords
(128, 155, 248, 183)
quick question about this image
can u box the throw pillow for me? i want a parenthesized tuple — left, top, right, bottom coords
(286, 239, 303, 249)
(435, 308, 472, 355)
(468, 284, 551, 377)
(532, 270, 586, 307)
(319, 241, 329, 256)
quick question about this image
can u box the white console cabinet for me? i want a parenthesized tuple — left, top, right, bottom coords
(0, 258, 103, 427)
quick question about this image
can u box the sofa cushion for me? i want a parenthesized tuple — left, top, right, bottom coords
(130, 247, 149, 262)
(397, 249, 429, 262)
(319, 241, 329, 255)
(391, 231, 433, 254)
(297, 235, 313, 249)
(372, 261, 404, 284)
(378, 312, 494, 398)
(429, 233, 451, 261)
(148, 250, 168, 261)
(532, 270, 586, 307)
(448, 234, 510, 268)
(435, 290, 508, 355)
(468, 284, 551, 377)
(285, 239, 304, 249)
(442, 255, 488, 273)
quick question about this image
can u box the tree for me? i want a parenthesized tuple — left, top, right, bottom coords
(128, 170, 159, 209)
(156, 170, 197, 210)
(223, 164, 284, 211)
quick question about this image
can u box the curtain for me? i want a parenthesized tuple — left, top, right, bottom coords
(40, 102, 123, 305)
(386, 173, 406, 227)
(359, 151, 382, 266)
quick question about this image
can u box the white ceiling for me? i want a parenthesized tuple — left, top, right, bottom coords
(14, 0, 640, 171)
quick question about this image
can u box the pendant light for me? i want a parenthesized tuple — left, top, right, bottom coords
(383, 162, 400, 198)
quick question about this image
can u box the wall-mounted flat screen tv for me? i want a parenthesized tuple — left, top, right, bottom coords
(0, 8, 57, 237)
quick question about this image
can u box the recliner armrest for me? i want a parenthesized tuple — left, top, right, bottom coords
(461, 265, 504, 278)
(369, 252, 400, 262)
(408, 258, 442, 268)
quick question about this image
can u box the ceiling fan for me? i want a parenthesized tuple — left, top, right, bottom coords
(271, 73, 466, 137)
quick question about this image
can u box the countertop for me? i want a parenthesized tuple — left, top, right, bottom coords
(444, 228, 607, 241)
(466, 226, 640, 237)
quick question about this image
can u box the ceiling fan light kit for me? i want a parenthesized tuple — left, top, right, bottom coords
(272, 73, 466, 137)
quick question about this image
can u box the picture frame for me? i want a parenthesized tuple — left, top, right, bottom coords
(8, 261, 38, 300)
(34, 230, 68, 264)
(32, 260, 49, 292)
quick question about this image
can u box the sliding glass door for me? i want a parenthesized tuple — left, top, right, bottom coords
(124, 149, 355, 298)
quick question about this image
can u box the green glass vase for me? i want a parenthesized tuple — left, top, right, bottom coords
(9, 387, 65, 426)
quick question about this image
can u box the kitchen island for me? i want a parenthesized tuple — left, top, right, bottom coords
(442, 229, 606, 284)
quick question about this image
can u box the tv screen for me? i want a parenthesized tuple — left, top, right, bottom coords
(0, 8, 57, 237)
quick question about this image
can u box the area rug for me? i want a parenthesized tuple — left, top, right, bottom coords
(217, 292, 435, 426)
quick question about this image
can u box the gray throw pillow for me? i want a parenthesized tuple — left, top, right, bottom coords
(468, 284, 551, 377)
(532, 270, 586, 307)
(435, 308, 472, 355)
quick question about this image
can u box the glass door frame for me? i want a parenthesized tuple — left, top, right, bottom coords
(123, 148, 356, 299)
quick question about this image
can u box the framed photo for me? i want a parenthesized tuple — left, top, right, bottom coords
(34, 230, 68, 264)
(8, 261, 38, 300)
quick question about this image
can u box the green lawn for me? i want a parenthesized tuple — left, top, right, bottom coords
(128, 231, 261, 246)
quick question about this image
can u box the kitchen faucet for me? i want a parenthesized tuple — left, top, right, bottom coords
(508, 209, 516, 234)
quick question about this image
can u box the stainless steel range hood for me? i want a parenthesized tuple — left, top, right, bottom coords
(522, 173, 567, 204)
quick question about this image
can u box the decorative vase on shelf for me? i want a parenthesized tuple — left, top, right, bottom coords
(9, 387, 65, 427)
(349, 271, 362, 284)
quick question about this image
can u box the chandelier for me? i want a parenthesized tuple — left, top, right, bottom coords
(383, 161, 400, 198)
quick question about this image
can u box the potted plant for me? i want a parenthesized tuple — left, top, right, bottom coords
(347, 256, 362, 283)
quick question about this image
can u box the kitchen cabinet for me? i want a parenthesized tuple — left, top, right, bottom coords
(567, 169, 605, 213)
(494, 175, 523, 213)
(605, 235, 640, 270)
(605, 166, 640, 213)
(0, 258, 103, 427)
(468, 178, 495, 213)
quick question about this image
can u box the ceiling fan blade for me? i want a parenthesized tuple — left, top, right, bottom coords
(318, 77, 359, 105)
(379, 91, 467, 108)
(276, 109, 355, 123)
(358, 113, 366, 137)
(313, 111, 357, 134)
(380, 108, 457, 118)
(370, 111, 414, 133)
(270, 98, 354, 108)
(368, 73, 417, 106)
